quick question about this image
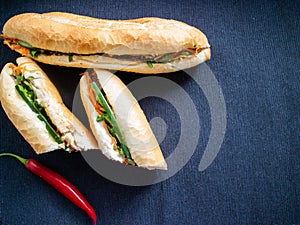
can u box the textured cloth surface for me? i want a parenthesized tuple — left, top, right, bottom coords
(0, 0, 299, 225)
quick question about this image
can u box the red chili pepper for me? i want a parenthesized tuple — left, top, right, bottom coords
(0, 153, 97, 225)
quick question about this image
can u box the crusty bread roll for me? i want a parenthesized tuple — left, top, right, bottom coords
(2, 12, 210, 73)
(80, 69, 167, 170)
(0, 57, 97, 154)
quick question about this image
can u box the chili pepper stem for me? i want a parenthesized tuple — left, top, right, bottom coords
(0, 153, 28, 165)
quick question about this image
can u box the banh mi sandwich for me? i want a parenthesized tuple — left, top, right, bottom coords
(1, 12, 210, 74)
(0, 57, 98, 154)
(80, 69, 167, 170)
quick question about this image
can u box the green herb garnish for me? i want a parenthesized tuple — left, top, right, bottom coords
(91, 82, 135, 165)
(147, 61, 153, 68)
(17, 40, 41, 58)
(30, 49, 40, 58)
(15, 75, 62, 144)
(180, 50, 193, 56)
(17, 40, 35, 49)
(68, 55, 73, 62)
(96, 115, 105, 122)
(154, 53, 175, 63)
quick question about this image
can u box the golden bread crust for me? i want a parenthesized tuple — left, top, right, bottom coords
(3, 12, 209, 55)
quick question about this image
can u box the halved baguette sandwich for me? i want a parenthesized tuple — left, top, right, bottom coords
(0, 57, 98, 154)
(80, 69, 167, 170)
(1, 12, 210, 74)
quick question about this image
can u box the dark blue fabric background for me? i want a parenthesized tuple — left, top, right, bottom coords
(0, 0, 299, 224)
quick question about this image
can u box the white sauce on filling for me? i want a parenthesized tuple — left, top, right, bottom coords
(89, 96, 124, 163)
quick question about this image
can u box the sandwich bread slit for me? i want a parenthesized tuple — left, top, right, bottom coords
(10, 63, 78, 151)
(1, 35, 207, 67)
(84, 70, 135, 165)
(0, 57, 98, 154)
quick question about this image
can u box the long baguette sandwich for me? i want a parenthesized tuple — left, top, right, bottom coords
(80, 69, 167, 170)
(1, 12, 210, 74)
(0, 57, 98, 154)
